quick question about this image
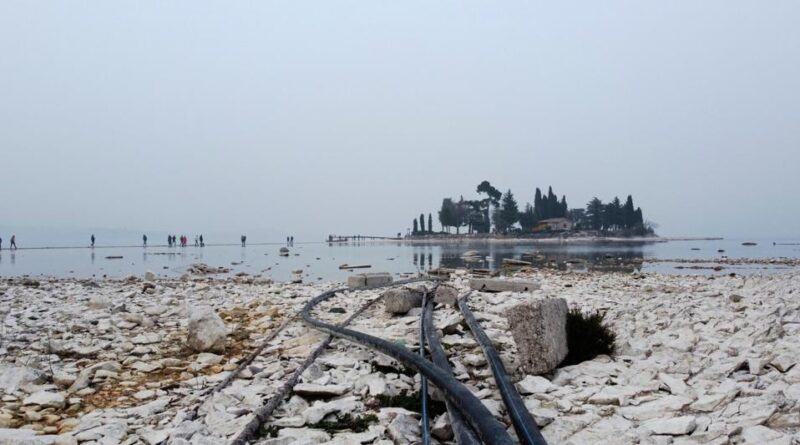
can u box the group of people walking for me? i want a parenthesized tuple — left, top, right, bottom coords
(2, 233, 299, 250)
(166, 234, 204, 248)
(0, 234, 18, 250)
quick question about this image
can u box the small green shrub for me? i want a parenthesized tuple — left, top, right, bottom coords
(375, 390, 447, 418)
(309, 413, 379, 433)
(560, 309, 616, 367)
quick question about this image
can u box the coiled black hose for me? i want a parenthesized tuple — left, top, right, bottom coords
(302, 281, 516, 445)
(458, 293, 548, 445)
(423, 298, 481, 445)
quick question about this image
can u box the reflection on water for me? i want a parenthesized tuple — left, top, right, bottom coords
(0, 239, 798, 281)
(435, 243, 645, 273)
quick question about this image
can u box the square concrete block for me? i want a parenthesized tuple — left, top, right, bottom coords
(506, 298, 568, 375)
(348, 272, 393, 289)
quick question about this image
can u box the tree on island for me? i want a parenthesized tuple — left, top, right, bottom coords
(476, 180, 501, 233)
(438, 198, 456, 233)
(494, 190, 519, 233)
(586, 197, 604, 230)
(518, 203, 536, 231)
(412, 218, 419, 234)
(422, 182, 652, 237)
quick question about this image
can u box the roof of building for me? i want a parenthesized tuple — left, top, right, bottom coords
(538, 217, 572, 224)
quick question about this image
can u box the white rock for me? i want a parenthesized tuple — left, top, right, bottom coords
(431, 413, 452, 440)
(23, 391, 65, 409)
(516, 375, 556, 395)
(88, 295, 111, 309)
(303, 396, 359, 424)
(132, 332, 162, 345)
(263, 427, 330, 445)
(293, 383, 348, 398)
(740, 425, 791, 444)
(641, 415, 697, 435)
(187, 306, 227, 353)
(619, 396, 694, 421)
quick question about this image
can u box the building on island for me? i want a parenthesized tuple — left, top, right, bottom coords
(534, 217, 574, 232)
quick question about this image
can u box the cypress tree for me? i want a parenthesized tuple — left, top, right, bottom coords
(547, 186, 556, 219)
(533, 188, 543, 223)
(623, 195, 636, 229)
(419, 213, 426, 233)
(413, 219, 418, 234)
(560, 195, 568, 217)
(428, 213, 433, 233)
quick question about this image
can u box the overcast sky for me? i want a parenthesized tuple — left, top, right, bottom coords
(1, 1, 798, 241)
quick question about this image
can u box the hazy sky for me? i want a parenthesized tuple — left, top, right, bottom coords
(1, 1, 798, 241)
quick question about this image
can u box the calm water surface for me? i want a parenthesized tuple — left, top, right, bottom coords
(1, 239, 798, 282)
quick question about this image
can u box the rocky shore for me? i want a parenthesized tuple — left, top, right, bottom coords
(0, 269, 798, 444)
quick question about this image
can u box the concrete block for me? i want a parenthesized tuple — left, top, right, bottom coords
(506, 298, 568, 375)
(347, 272, 393, 289)
(469, 278, 540, 293)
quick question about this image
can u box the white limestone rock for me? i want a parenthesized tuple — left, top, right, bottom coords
(187, 306, 227, 353)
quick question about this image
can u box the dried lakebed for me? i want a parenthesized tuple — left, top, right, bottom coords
(0, 270, 798, 444)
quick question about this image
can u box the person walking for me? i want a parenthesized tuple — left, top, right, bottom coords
(241, 235, 246, 247)
(194, 236, 199, 247)
(199, 234, 204, 247)
(143, 234, 147, 247)
(10, 235, 17, 250)
(0, 236, 3, 251)
(90, 234, 95, 248)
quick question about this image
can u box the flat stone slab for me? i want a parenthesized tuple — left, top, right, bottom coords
(469, 278, 540, 293)
(347, 272, 393, 289)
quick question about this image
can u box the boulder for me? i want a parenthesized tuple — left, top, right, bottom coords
(469, 278, 540, 293)
(187, 306, 227, 353)
(383, 288, 423, 315)
(144, 270, 156, 281)
(506, 298, 568, 375)
(433, 285, 459, 306)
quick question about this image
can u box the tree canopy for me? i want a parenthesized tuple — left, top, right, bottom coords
(421, 182, 652, 236)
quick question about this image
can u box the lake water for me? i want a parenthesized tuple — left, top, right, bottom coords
(1, 238, 799, 282)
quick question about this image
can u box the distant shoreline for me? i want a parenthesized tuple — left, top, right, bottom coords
(396, 235, 722, 245)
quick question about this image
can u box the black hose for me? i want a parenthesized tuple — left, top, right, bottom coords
(419, 292, 431, 445)
(423, 298, 481, 445)
(302, 280, 515, 445)
(458, 293, 549, 445)
(230, 281, 388, 445)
